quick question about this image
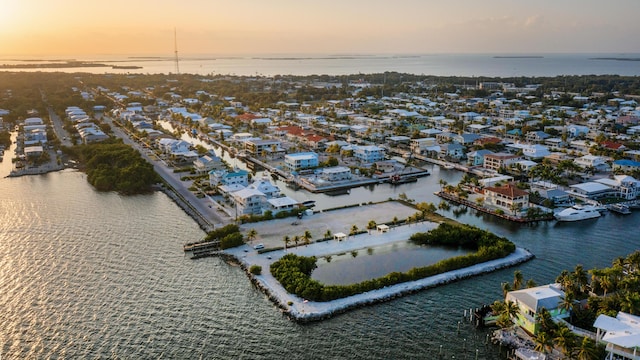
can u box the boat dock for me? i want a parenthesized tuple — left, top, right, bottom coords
(183, 240, 221, 259)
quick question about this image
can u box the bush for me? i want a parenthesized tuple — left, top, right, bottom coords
(249, 265, 262, 275)
(219, 232, 244, 249)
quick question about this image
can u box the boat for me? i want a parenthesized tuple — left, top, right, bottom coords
(302, 200, 316, 208)
(386, 174, 418, 185)
(442, 164, 455, 170)
(554, 204, 602, 222)
(628, 201, 640, 210)
(608, 203, 632, 215)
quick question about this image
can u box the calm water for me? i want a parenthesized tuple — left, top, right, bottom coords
(3, 53, 640, 76)
(312, 242, 471, 285)
(1, 153, 639, 359)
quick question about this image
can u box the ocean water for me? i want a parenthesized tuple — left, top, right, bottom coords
(1, 162, 639, 359)
(2, 53, 640, 77)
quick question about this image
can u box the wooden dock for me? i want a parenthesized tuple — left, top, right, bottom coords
(183, 240, 221, 259)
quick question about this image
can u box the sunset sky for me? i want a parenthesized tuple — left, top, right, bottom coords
(1, 0, 639, 56)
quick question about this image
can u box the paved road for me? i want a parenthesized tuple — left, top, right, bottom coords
(103, 116, 232, 227)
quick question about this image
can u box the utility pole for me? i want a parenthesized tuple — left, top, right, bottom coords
(174, 27, 180, 75)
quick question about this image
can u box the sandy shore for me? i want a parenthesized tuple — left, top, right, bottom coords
(225, 221, 534, 322)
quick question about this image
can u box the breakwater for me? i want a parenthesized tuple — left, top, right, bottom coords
(228, 247, 535, 323)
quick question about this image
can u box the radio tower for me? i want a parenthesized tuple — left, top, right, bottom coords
(174, 27, 180, 75)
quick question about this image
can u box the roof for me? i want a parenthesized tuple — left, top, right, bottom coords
(506, 284, 565, 313)
(485, 183, 529, 198)
(594, 312, 640, 349)
(570, 182, 611, 193)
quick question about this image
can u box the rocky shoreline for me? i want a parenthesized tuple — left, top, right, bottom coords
(226, 247, 535, 323)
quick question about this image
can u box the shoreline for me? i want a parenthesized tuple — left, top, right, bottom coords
(225, 226, 534, 323)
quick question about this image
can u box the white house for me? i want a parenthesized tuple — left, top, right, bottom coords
(193, 154, 223, 174)
(594, 312, 640, 360)
(353, 145, 385, 163)
(594, 175, 640, 200)
(284, 152, 319, 172)
(483, 183, 529, 215)
(319, 166, 352, 182)
(209, 168, 250, 187)
(231, 187, 266, 215)
(574, 155, 609, 171)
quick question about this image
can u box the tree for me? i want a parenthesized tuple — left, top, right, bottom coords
(513, 270, 524, 291)
(367, 220, 377, 232)
(534, 331, 553, 354)
(438, 200, 451, 213)
(302, 230, 312, 246)
(323, 229, 332, 240)
(350, 224, 359, 236)
(553, 325, 575, 356)
(572, 264, 589, 295)
(574, 337, 597, 360)
(283, 235, 291, 250)
(293, 235, 300, 248)
(501, 282, 512, 297)
(246, 228, 258, 243)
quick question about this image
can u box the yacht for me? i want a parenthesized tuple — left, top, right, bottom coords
(555, 204, 602, 222)
(608, 203, 632, 215)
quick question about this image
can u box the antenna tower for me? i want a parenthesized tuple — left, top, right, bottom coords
(174, 28, 180, 75)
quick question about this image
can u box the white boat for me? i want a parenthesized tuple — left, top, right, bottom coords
(608, 203, 632, 215)
(555, 204, 602, 222)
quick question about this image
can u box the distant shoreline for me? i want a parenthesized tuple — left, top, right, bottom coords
(493, 56, 544, 59)
(590, 57, 640, 62)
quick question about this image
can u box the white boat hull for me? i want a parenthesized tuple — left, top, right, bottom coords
(555, 205, 602, 222)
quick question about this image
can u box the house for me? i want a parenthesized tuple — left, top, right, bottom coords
(209, 168, 250, 187)
(193, 154, 223, 174)
(483, 183, 529, 215)
(265, 196, 299, 215)
(483, 153, 522, 172)
(244, 139, 281, 157)
(574, 155, 609, 171)
(566, 124, 589, 138)
(439, 143, 465, 160)
(466, 149, 494, 166)
(353, 145, 385, 163)
(522, 144, 551, 160)
(594, 312, 640, 360)
(568, 182, 614, 200)
(530, 181, 572, 206)
(231, 187, 266, 215)
(410, 138, 438, 155)
(526, 131, 551, 144)
(613, 159, 640, 172)
(505, 284, 569, 335)
(246, 177, 281, 198)
(77, 125, 109, 143)
(318, 166, 352, 182)
(24, 145, 44, 158)
(594, 175, 640, 200)
(284, 152, 319, 172)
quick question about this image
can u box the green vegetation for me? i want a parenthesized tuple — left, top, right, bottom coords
(67, 140, 160, 194)
(0, 131, 11, 149)
(249, 265, 262, 275)
(270, 223, 516, 302)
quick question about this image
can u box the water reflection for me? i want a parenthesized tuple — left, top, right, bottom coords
(311, 241, 471, 285)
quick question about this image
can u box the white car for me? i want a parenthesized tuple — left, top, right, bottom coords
(253, 243, 265, 250)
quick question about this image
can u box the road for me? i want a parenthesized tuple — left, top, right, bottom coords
(102, 116, 232, 228)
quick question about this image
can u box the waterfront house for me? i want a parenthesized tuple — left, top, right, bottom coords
(483, 183, 529, 215)
(594, 312, 640, 360)
(410, 137, 438, 155)
(483, 153, 522, 172)
(24, 146, 44, 158)
(353, 145, 385, 164)
(246, 177, 281, 199)
(466, 149, 494, 167)
(265, 196, 300, 215)
(568, 182, 614, 201)
(525, 130, 551, 144)
(594, 175, 640, 200)
(244, 139, 282, 157)
(77, 125, 109, 144)
(439, 143, 465, 160)
(285, 152, 319, 172)
(318, 166, 352, 182)
(193, 154, 223, 174)
(505, 284, 569, 335)
(231, 187, 266, 215)
(209, 168, 250, 187)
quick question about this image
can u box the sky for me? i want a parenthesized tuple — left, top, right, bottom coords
(1, 0, 640, 57)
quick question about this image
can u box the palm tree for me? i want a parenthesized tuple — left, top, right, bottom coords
(526, 279, 537, 288)
(438, 179, 447, 191)
(283, 235, 290, 250)
(553, 325, 575, 356)
(559, 291, 577, 322)
(572, 264, 589, 295)
(350, 224, 359, 236)
(501, 282, 512, 297)
(574, 336, 597, 360)
(619, 290, 640, 315)
(503, 300, 519, 321)
(293, 235, 300, 248)
(302, 230, 312, 246)
(537, 308, 557, 334)
(438, 200, 451, 213)
(323, 229, 332, 240)
(513, 270, 524, 291)
(534, 331, 553, 354)
(246, 228, 258, 243)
